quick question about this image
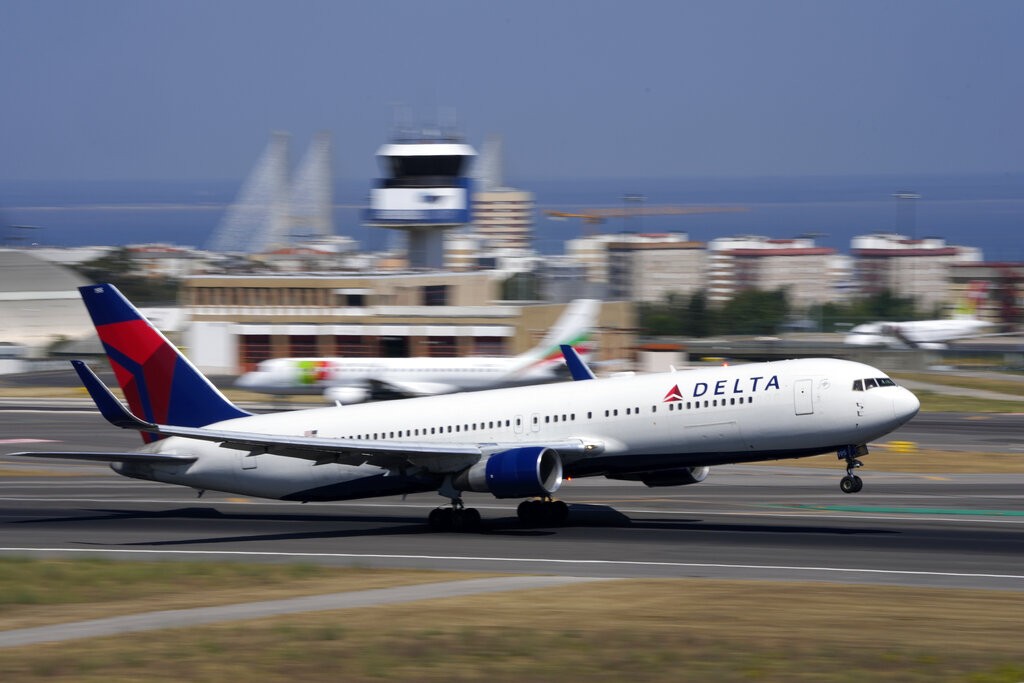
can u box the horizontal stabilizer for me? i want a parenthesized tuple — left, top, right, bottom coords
(71, 360, 157, 431)
(5, 451, 197, 463)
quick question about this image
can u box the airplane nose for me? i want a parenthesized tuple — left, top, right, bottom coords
(893, 388, 921, 423)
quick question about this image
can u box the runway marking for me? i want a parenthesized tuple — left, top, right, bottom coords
(2, 496, 1024, 525)
(0, 439, 59, 444)
(790, 504, 1024, 517)
(0, 547, 1022, 584)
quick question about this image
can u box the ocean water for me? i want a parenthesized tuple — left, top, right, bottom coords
(2, 174, 1022, 260)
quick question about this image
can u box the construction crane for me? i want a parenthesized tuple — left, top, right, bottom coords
(545, 205, 747, 234)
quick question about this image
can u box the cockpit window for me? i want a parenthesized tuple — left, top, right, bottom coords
(852, 379, 864, 392)
(864, 378, 878, 389)
(876, 377, 896, 387)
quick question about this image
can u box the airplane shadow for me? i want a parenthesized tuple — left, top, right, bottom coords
(13, 502, 896, 548)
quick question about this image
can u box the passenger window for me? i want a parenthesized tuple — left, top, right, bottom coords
(853, 379, 863, 391)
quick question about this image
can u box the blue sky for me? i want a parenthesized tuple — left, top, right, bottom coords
(1, 0, 1022, 182)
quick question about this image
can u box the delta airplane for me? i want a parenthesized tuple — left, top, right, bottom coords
(7, 284, 920, 529)
(234, 299, 600, 403)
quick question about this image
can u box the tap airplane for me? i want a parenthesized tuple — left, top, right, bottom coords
(7, 284, 920, 529)
(235, 299, 600, 403)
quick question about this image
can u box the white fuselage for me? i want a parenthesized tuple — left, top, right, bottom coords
(844, 318, 994, 347)
(119, 358, 919, 501)
(236, 355, 555, 395)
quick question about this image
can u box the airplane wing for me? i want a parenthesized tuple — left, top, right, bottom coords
(5, 451, 197, 464)
(69, 360, 600, 473)
(365, 377, 461, 399)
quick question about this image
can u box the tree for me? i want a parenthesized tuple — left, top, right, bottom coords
(73, 248, 180, 305)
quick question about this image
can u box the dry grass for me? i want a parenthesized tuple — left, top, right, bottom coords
(0, 558, 483, 631)
(893, 372, 1024, 397)
(0, 467, 87, 477)
(2, 578, 1023, 682)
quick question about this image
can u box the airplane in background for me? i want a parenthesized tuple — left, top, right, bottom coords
(844, 281, 997, 350)
(7, 284, 920, 529)
(235, 299, 600, 403)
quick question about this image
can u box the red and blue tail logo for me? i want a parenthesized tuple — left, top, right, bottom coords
(79, 284, 249, 442)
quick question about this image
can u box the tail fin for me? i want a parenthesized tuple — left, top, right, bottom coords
(510, 299, 600, 376)
(78, 283, 249, 442)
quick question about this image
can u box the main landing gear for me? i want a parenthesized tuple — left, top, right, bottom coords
(428, 499, 482, 532)
(837, 444, 868, 494)
(429, 477, 483, 531)
(517, 497, 570, 526)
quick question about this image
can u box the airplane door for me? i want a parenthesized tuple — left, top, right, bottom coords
(530, 413, 541, 433)
(794, 378, 813, 415)
(514, 415, 524, 435)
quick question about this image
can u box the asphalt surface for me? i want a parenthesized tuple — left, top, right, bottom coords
(2, 407, 1024, 592)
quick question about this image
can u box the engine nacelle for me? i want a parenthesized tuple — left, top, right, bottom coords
(454, 447, 563, 499)
(323, 386, 370, 405)
(608, 465, 710, 488)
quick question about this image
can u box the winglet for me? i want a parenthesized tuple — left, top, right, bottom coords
(559, 344, 596, 381)
(71, 360, 158, 432)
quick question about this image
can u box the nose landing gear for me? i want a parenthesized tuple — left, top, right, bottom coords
(837, 444, 868, 494)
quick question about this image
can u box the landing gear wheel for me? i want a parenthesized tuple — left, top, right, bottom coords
(453, 507, 482, 531)
(428, 507, 455, 529)
(517, 500, 541, 526)
(837, 448, 866, 494)
(552, 500, 570, 524)
(429, 506, 482, 532)
(517, 499, 570, 526)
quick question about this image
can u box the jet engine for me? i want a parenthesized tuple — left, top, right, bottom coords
(608, 465, 710, 488)
(322, 386, 370, 404)
(454, 447, 563, 499)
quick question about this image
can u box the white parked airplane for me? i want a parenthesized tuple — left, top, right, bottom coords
(843, 317, 995, 350)
(7, 284, 920, 529)
(235, 299, 600, 403)
(844, 281, 996, 350)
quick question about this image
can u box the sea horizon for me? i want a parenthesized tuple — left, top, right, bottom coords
(2, 172, 1023, 260)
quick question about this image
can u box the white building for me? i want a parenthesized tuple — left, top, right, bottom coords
(851, 233, 982, 312)
(472, 189, 534, 251)
(0, 250, 94, 355)
(707, 236, 843, 308)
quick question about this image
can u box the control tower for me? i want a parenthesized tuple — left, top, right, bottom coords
(365, 130, 476, 269)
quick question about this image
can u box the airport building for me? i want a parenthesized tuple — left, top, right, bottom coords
(607, 236, 707, 302)
(566, 232, 695, 287)
(181, 272, 634, 374)
(948, 261, 1024, 325)
(0, 249, 94, 356)
(851, 233, 982, 312)
(706, 236, 845, 308)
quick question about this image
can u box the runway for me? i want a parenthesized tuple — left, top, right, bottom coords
(2, 408, 1024, 591)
